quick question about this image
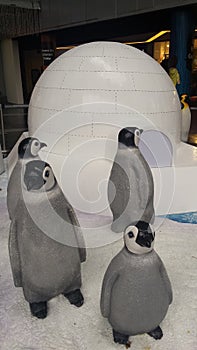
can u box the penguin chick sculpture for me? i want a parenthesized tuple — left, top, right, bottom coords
(100, 221, 172, 346)
(7, 137, 46, 220)
(108, 127, 155, 233)
(180, 94, 191, 142)
(9, 160, 86, 319)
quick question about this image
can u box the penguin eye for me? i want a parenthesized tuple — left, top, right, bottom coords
(45, 170, 50, 178)
(31, 140, 41, 156)
(128, 231, 134, 238)
(43, 166, 52, 181)
(135, 129, 140, 137)
(32, 140, 40, 148)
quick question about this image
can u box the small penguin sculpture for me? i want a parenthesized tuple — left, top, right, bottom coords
(100, 221, 172, 346)
(7, 137, 46, 220)
(180, 94, 191, 142)
(9, 160, 86, 319)
(108, 127, 155, 233)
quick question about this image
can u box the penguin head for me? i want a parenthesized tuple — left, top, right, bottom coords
(118, 127, 143, 148)
(18, 137, 47, 159)
(24, 160, 56, 192)
(124, 221, 155, 255)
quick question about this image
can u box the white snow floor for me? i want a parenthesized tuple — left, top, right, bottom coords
(0, 168, 197, 350)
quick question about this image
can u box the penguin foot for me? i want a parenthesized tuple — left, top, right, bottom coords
(29, 301, 47, 319)
(64, 289, 84, 307)
(147, 326, 163, 340)
(113, 329, 129, 345)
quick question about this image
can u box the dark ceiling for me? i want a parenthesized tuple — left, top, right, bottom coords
(15, 3, 197, 49)
(53, 5, 197, 47)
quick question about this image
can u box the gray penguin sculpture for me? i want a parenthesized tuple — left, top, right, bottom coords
(9, 160, 86, 319)
(7, 137, 46, 220)
(100, 221, 172, 346)
(108, 127, 155, 233)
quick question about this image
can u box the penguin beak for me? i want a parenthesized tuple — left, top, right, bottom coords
(26, 180, 36, 191)
(136, 231, 154, 249)
(40, 142, 47, 149)
(144, 240, 152, 248)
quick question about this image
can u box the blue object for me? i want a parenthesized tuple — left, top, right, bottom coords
(161, 212, 197, 224)
(170, 9, 195, 95)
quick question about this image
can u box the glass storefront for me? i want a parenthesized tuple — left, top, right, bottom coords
(154, 38, 197, 97)
(154, 41, 170, 63)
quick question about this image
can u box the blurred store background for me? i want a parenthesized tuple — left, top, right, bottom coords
(1, 0, 197, 153)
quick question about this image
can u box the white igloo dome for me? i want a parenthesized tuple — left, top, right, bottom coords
(28, 41, 181, 216)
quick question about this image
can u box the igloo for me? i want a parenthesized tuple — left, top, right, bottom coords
(24, 42, 197, 218)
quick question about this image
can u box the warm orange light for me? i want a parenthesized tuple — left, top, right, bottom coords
(124, 41, 145, 45)
(56, 45, 76, 50)
(125, 30, 170, 45)
(146, 30, 170, 42)
(56, 29, 197, 50)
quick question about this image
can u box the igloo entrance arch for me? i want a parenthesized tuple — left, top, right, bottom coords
(139, 130, 173, 168)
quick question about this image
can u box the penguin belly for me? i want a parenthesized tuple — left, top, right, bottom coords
(19, 229, 81, 303)
(108, 253, 170, 335)
(181, 108, 191, 142)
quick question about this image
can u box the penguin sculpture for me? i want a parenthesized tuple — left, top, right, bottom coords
(100, 221, 172, 346)
(180, 94, 191, 142)
(108, 127, 155, 233)
(9, 160, 86, 319)
(7, 137, 47, 220)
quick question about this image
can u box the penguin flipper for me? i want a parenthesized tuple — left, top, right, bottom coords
(100, 263, 119, 318)
(108, 162, 130, 219)
(7, 163, 19, 220)
(67, 208, 86, 263)
(160, 263, 173, 304)
(49, 186, 86, 262)
(157, 254, 173, 304)
(8, 219, 22, 287)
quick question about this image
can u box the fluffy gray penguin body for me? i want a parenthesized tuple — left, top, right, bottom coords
(108, 127, 155, 233)
(100, 221, 172, 345)
(7, 137, 46, 220)
(9, 160, 86, 318)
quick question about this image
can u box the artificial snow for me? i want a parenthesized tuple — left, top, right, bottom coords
(0, 169, 197, 350)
